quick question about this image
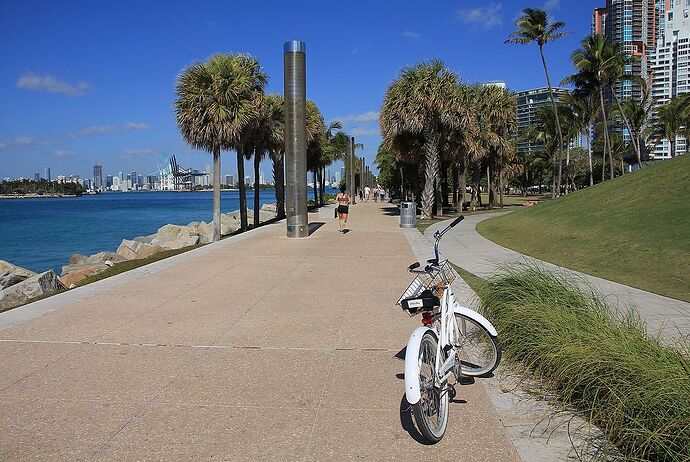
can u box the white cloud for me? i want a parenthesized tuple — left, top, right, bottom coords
(333, 111, 379, 125)
(457, 3, 503, 29)
(351, 127, 380, 137)
(0, 122, 151, 152)
(402, 30, 422, 40)
(67, 122, 151, 139)
(16, 72, 90, 96)
(53, 150, 73, 158)
(543, 0, 560, 11)
(0, 137, 48, 151)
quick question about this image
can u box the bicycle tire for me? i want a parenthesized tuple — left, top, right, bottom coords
(454, 313, 501, 377)
(411, 331, 449, 443)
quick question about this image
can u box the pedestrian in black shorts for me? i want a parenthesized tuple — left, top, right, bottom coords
(335, 184, 350, 233)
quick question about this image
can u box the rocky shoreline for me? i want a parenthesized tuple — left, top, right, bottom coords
(0, 204, 277, 311)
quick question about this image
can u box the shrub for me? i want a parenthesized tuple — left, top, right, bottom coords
(479, 265, 690, 461)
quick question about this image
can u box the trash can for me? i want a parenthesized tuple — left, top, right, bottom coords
(399, 201, 416, 228)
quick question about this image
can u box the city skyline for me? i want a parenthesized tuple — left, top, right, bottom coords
(1, 0, 600, 180)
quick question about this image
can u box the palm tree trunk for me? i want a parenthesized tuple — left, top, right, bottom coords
(670, 137, 676, 158)
(237, 147, 248, 231)
(312, 170, 318, 204)
(212, 146, 221, 241)
(486, 164, 494, 209)
(470, 162, 481, 211)
(459, 170, 466, 212)
(319, 167, 325, 206)
(421, 126, 440, 218)
(435, 166, 443, 215)
(612, 92, 642, 165)
(499, 169, 504, 208)
(587, 126, 594, 186)
(272, 152, 286, 220)
(599, 89, 611, 181)
(636, 135, 643, 169)
(540, 45, 565, 196)
(400, 166, 405, 200)
(451, 164, 459, 211)
(253, 151, 260, 227)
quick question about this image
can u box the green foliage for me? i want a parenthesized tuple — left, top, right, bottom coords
(478, 155, 690, 301)
(0, 179, 85, 196)
(479, 265, 690, 461)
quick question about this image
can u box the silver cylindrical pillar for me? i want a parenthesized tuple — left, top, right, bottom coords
(284, 40, 308, 238)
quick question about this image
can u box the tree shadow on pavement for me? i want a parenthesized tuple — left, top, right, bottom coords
(381, 206, 400, 216)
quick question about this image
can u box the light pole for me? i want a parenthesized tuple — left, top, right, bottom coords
(283, 40, 308, 238)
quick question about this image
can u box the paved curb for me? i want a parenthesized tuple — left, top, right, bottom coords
(0, 220, 283, 331)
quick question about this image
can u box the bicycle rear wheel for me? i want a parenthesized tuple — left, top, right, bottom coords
(411, 331, 449, 443)
(454, 313, 501, 377)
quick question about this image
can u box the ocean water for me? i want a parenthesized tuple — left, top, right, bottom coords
(0, 189, 325, 274)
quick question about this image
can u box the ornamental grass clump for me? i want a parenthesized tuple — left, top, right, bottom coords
(479, 264, 690, 461)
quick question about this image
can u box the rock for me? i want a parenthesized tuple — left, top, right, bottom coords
(0, 270, 66, 310)
(0, 260, 36, 291)
(187, 221, 214, 244)
(152, 224, 200, 249)
(116, 239, 164, 260)
(133, 234, 156, 244)
(83, 251, 126, 266)
(220, 214, 240, 235)
(261, 203, 277, 213)
(68, 254, 88, 266)
(60, 263, 109, 287)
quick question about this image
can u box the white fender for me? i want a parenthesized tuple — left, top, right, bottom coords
(404, 326, 436, 405)
(453, 304, 498, 337)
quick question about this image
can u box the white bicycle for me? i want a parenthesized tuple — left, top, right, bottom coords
(398, 216, 501, 443)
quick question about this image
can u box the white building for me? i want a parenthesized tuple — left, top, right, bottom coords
(649, 0, 690, 159)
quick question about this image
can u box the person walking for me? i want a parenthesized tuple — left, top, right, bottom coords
(364, 185, 370, 202)
(335, 184, 351, 233)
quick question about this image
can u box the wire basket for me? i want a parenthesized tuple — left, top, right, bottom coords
(397, 261, 456, 307)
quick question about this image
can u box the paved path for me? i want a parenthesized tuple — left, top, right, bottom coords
(426, 213, 690, 344)
(0, 204, 520, 461)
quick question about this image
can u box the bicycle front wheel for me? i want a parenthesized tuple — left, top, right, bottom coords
(411, 331, 449, 443)
(454, 313, 501, 377)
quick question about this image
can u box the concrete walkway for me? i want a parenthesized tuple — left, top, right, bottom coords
(0, 204, 520, 461)
(426, 213, 690, 344)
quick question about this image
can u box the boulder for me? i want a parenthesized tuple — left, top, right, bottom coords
(0, 270, 66, 310)
(60, 263, 109, 287)
(116, 239, 164, 260)
(152, 224, 200, 250)
(0, 260, 36, 291)
(220, 214, 240, 235)
(261, 203, 277, 213)
(68, 254, 88, 266)
(133, 234, 156, 244)
(83, 251, 126, 266)
(187, 221, 214, 244)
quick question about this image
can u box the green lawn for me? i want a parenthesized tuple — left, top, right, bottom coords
(477, 155, 690, 302)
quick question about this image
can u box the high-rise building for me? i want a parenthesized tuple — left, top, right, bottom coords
(335, 170, 341, 185)
(44, 167, 51, 182)
(516, 87, 571, 155)
(34, 172, 40, 181)
(649, 0, 690, 158)
(105, 175, 113, 188)
(93, 164, 103, 191)
(592, 7, 608, 35)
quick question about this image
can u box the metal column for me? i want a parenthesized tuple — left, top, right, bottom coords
(283, 40, 308, 238)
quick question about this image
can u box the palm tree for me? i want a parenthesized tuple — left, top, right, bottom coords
(506, 8, 567, 194)
(565, 92, 597, 186)
(651, 95, 690, 158)
(611, 79, 653, 169)
(564, 35, 623, 181)
(174, 53, 266, 241)
(262, 94, 286, 219)
(525, 105, 561, 195)
(305, 101, 326, 205)
(380, 60, 461, 218)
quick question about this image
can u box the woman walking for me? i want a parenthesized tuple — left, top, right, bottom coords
(335, 184, 351, 233)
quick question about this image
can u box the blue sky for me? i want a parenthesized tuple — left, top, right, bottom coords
(0, 0, 601, 181)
